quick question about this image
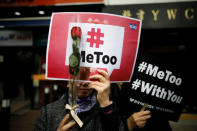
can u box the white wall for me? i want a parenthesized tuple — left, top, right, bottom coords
(104, 0, 197, 5)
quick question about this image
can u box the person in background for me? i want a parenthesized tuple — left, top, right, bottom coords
(34, 70, 126, 131)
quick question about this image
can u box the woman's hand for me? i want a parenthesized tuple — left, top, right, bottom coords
(57, 114, 76, 131)
(127, 110, 151, 131)
(88, 69, 112, 107)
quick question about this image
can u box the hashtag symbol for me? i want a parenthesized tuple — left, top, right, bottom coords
(132, 79, 141, 90)
(87, 28, 104, 48)
(138, 62, 147, 73)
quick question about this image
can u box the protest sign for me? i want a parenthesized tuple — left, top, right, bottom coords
(119, 52, 184, 121)
(46, 12, 141, 82)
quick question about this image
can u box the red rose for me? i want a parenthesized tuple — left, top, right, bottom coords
(71, 26, 82, 40)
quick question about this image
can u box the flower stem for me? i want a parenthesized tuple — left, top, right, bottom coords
(71, 76, 76, 106)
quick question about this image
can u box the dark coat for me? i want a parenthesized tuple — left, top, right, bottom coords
(34, 94, 126, 131)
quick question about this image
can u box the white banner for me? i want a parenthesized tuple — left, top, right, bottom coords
(65, 23, 124, 75)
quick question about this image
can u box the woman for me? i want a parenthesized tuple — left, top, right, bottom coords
(34, 70, 126, 131)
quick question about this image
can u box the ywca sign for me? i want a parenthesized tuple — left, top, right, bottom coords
(46, 12, 141, 82)
(102, 2, 197, 28)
